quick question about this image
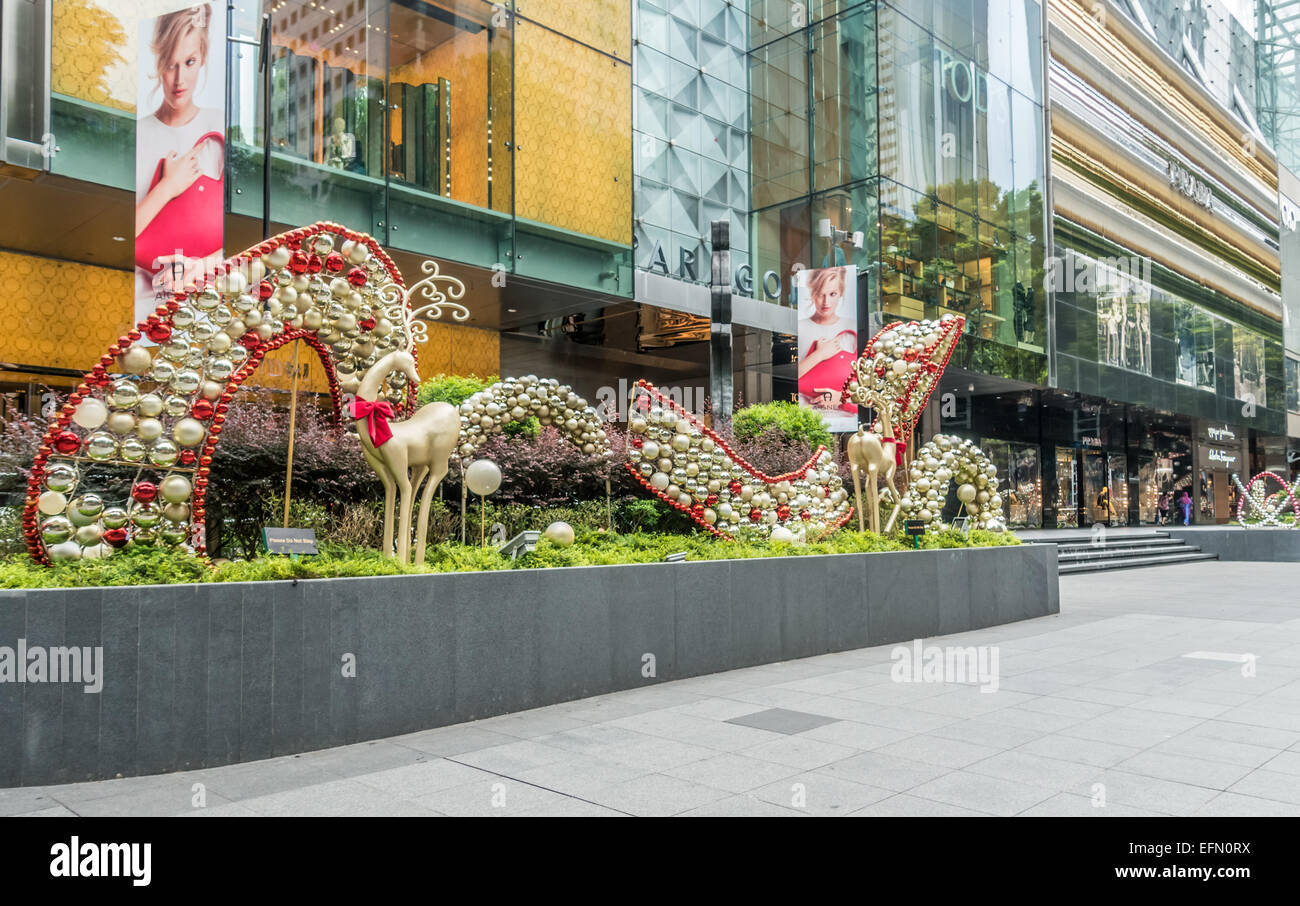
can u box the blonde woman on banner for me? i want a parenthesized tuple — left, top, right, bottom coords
(134, 3, 225, 324)
(797, 265, 858, 431)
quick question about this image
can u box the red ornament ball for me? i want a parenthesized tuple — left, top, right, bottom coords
(53, 431, 81, 454)
(288, 250, 310, 274)
(132, 482, 158, 503)
(146, 323, 172, 343)
(191, 399, 215, 420)
(706, 493, 718, 506)
(102, 528, 129, 548)
(307, 254, 323, 274)
(749, 508, 762, 523)
(257, 280, 275, 301)
(179, 450, 197, 466)
(728, 480, 742, 495)
(325, 251, 346, 272)
(346, 266, 368, 287)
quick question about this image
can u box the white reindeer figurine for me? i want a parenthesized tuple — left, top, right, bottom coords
(846, 390, 903, 534)
(352, 350, 460, 565)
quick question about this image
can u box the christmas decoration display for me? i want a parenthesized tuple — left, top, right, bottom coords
(625, 380, 853, 541)
(454, 376, 608, 460)
(352, 357, 610, 562)
(842, 314, 965, 451)
(842, 315, 965, 534)
(896, 434, 1007, 532)
(1232, 471, 1300, 528)
(23, 221, 447, 565)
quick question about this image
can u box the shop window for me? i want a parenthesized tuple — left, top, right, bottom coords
(1054, 446, 1077, 528)
(1232, 325, 1268, 409)
(1174, 299, 1216, 392)
(1286, 356, 1300, 414)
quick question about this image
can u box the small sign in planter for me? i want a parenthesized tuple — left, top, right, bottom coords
(263, 528, 319, 555)
(904, 519, 927, 549)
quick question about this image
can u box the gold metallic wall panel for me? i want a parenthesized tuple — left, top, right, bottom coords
(390, 30, 491, 210)
(1052, 110, 1281, 282)
(514, 19, 632, 244)
(1050, 0, 1276, 195)
(516, 0, 631, 62)
(1052, 169, 1283, 322)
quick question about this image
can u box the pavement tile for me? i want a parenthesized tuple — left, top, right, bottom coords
(1112, 751, 1254, 790)
(821, 751, 950, 792)
(847, 793, 992, 817)
(661, 753, 800, 794)
(906, 770, 1057, 816)
(749, 771, 893, 816)
(586, 774, 730, 817)
(413, 778, 572, 817)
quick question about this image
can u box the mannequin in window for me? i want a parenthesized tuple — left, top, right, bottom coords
(1012, 280, 1035, 344)
(326, 117, 356, 169)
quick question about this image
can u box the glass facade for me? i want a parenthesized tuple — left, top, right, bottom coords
(49, 0, 635, 296)
(633, 0, 751, 284)
(746, 0, 1048, 386)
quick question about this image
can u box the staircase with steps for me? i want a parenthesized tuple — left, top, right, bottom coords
(1049, 531, 1218, 574)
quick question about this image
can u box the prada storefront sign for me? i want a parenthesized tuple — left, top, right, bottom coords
(1167, 158, 1214, 211)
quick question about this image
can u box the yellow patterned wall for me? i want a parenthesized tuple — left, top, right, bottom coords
(0, 251, 133, 384)
(517, 0, 631, 63)
(413, 320, 500, 381)
(514, 18, 631, 244)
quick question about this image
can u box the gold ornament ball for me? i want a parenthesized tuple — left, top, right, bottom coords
(119, 345, 152, 375)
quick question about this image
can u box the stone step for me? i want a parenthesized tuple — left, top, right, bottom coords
(1056, 536, 1182, 553)
(1057, 542, 1194, 562)
(1058, 551, 1218, 575)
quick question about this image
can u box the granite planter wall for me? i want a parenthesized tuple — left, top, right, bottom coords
(1164, 527, 1300, 561)
(0, 543, 1058, 787)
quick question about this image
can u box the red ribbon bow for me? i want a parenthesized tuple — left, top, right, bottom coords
(881, 437, 904, 468)
(351, 398, 395, 447)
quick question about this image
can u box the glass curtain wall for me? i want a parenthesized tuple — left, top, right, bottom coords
(221, 0, 633, 294)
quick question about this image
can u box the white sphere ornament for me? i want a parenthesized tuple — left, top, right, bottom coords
(957, 483, 977, 504)
(543, 521, 575, 547)
(160, 475, 193, 503)
(770, 526, 795, 543)
(72, 398, 108, 430)
(465, 459, 503, 496)
(37, 491, 67, 516)
(47, 540, 83, 562)
(173, 418, 206, 448)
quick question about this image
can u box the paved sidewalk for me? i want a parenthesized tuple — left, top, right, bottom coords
(6, 561, 1300, 816)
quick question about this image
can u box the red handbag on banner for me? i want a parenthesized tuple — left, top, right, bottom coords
(799, 329, 858, 414)
(135, 130, 225, 273)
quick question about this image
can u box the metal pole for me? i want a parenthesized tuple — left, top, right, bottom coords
(261, 12, 272, 239)
(709, 219, 734, 419)
(282, 342, 300, 527)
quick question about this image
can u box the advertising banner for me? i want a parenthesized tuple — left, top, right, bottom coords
(796, 264, 859, 433)
(134, 2, 226, 324)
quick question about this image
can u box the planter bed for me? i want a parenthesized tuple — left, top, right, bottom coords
(0, 543, 1058, 787)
